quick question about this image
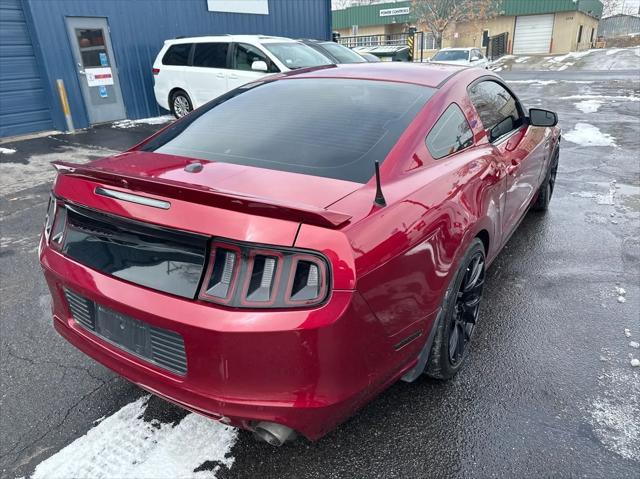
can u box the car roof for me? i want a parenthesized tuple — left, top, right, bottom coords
(166, 35, 296, 45)
(438, 48, 471, 51)
(281, 62, 469, 88)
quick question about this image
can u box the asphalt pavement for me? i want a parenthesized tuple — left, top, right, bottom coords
(1, 70, 638, 479)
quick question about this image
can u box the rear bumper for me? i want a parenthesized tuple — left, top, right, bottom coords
(40, 242, 399, 440)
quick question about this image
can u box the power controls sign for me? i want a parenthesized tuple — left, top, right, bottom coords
(379, 7, 409, 17)
(85, 67, 114, 87)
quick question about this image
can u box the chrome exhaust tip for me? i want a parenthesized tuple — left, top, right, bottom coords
(253, 421, 296, 446)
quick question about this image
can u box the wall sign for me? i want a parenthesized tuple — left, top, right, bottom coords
(85, 67, 114, 87)
(379, 7, 410, 17)
(207, 0, 269, 15)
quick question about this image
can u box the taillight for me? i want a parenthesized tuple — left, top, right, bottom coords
(43, 195, 56, 240)
(49, 203, 67, 250)
(152, 68, 160, 75)
(199, 241, 330, 309)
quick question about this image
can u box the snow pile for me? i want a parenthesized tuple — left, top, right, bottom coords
(625, 328, 631, 338)
(31, 396, 238, 479)
(514, 56, 530, 63)
(630, 341, 639, 349)
(112, 115, 173, 129)
(0, 146, 17, 154)
(615, 286, 627, 303)
(563, 123, 616, 147)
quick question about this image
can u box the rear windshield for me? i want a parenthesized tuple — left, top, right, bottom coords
(262, 42, 331, 69)
(320, 42, 366, 63)
(432, 50, 469, 61)
(144, 78, 434, 183)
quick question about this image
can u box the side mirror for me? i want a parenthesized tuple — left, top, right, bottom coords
(529, 108, 558, 127)
(251, 60, 268, 72)
(471, 56, 480, 62)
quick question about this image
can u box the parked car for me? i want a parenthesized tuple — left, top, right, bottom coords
(358, 51, 382, 62)
(429, 47, 490, 68)
(41, 63, 559, 446)
(298, 39, 367, 63)
(152, 35, 331, 117)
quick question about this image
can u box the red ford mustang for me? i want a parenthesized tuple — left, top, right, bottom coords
(40, 63, 560, 445)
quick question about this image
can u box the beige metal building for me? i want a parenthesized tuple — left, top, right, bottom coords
(333, 0, 603, 56)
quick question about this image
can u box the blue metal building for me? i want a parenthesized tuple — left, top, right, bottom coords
(0, 0, 331, 138)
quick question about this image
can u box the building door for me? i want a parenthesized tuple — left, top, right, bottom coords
(0, 0, 54, 137)
(512, 14, 555, 54)
(65, 17, 125, 124)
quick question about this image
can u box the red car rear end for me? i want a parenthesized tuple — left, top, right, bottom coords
(40, 63, 560, 444)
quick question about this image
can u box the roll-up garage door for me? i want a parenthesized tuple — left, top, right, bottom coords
(0, 0, 54, 138)
(512, 14, 555, 55)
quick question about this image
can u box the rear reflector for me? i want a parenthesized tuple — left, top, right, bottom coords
(152, 68, 160, 75)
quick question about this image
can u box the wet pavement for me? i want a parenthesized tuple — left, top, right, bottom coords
(1, 70, 639, 478)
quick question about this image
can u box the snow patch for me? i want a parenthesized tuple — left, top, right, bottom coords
(0, 144, 118, 196)
(560, 94, 640, 102)
(514, 56, 530, 63)
(508, 80, 558, 85)
(31, 396, 238, 479)
(563, 123, 616, 147)
(630, 341, 640, 349)
(632, 358, 640, 367)
(0, 146, 16, 154)
(589, 368, 640, 461)
(575, 99, 603, 114)
(112, 115, 173, 129)
(625, 329, 631, 338)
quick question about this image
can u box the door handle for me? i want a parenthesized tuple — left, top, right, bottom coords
(228, 74, 239, 79)
(216, 73, 225, 78)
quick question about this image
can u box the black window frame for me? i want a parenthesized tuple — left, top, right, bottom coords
(192, 42, 232, 69)
(230, 42, 280, 73)
(162, 43, 194, 66)
(425, 103, 475, 160)
(467, 77, 526, 144)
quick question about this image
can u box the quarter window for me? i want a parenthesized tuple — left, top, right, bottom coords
(233, 43, 278, 72)
(426, 104, 474, 159)
(162, 43, 192, 66)
(193, 43, 229, 68)
(469, 80, 523, 142)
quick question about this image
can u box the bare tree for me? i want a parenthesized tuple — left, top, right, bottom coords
(601, 0, 637, 17)
(411, 0, 499, 48)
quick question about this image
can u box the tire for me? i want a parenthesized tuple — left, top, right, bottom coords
(425, 238, 486, 380)
(533, 147, 559, 212)
(170, 90, 192, 118)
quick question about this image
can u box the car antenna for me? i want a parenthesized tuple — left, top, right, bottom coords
(374, 161, 386, 208)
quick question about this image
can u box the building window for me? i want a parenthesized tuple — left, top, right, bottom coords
(351, 25, 358, 36)
(577, 25, 584, 44)
(482, 30, 490, 48)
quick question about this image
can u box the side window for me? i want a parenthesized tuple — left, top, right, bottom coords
(472, 49, 483, 59)
(193, 43, 229, 68)
(468, 81, 523, 142)
(162, 43, 192, 66)
(426, 103, 474, 159)
(233, 43, 278, 72)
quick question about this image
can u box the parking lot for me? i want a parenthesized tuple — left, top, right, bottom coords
(1, 68, 639, 479)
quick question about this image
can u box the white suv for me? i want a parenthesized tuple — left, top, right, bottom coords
(153, 35, 331, 117)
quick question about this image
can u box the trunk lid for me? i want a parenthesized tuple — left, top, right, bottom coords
(54, 151, 361, 228)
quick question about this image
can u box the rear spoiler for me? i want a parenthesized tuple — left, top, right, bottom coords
(52, 161, 352, 229)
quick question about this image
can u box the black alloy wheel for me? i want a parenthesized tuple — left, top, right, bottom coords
(448, 251, 485, 366)
(425, 238, 486, 379)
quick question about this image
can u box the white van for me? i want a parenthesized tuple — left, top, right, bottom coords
(152, 35, 331, 117)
